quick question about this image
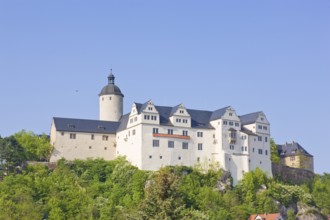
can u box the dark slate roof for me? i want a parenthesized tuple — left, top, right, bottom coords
(209, 106, 230, 121)
(239, 111, 262, 125)
(117, 113, 130, 132)
(170, 104, 181, 116)
(277, 142, 313, 157)
(127, 103, 215, 130)
(99, 84, 124, 97)
(241, 128, 258, 136)
(53, 117, 120, 134)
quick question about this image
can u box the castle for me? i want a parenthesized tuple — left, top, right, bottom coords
(50, 73, 273, 184)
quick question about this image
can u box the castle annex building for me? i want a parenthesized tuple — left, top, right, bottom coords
(50, 73, 272, 184)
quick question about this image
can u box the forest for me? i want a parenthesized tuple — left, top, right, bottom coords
(0, 131, 330, 220)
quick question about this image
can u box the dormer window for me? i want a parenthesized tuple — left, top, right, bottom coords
(98, 126, 106, 130)
(180, 110, 184, 114)
(148, 107, 153, 111)
(229, 113, 233, 116)
(67, 124, 75, 129)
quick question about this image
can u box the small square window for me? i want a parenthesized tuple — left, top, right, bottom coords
(149, 155, 152, 159)
(89, 146, 92, 149)
(160, 156, 163, 159)
(182, 142, 188, 149)
(178, 156, 181, 160)
(153, 140, 160, 147)
(104, 147, 107, 150)
(91, 134, 94, 140)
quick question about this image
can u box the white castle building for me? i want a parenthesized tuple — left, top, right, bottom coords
(50, 73, 272, 184)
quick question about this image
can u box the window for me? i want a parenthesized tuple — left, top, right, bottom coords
(109, 96, 112, 100)
(183, 119, 188, 123)
(168, 141, 174, 148)
(144, 115, 150, 120)
(253, 148, 255, 153)
(230, 145, 234, 150)
(197, 132, 203, 137)
(89, 146, 92, 149)
(263, 126, 268, 130)
(230, 131, 237, 139)
(265, 137, 268, 142)
(258, 149, 263, 155)
(241, 146, 244, 151)
(180, 110, 184, 114)
(151, 116, 157, 120)
(153, 140, 159, 147)
(160, 156, 163, 159)
(223, 121, 228, 125)
(132, 129, 136, 135)
(229, 122, 234, 126)
(149, 155, 152, 159)
(245, 146, 247, 151)
(70, 133, 76, 139)
(178, 156, 181, 160)
(103, 135, 109, 141)
(168, 129, 173, 135)
(261, 117, 264, 121)
(61, 132, 64, 136)
(265, 150, 268, 155)
(153, 128, 159, 134)
(235, 122, 240, 127)
(134, 117, 137, 122)
(130, 118, 133, 123)
(198, 143, 203, 151)
(182, 142, 188, 149)
(182, 130, 188, 136)
(258, 136, 262, 142)
(176, 118, 182, 123)
(91, 134, 94, 140)
(258, 125, 262, 129)
(229, 113, 233, 116)
(148, 107, 153, 111)
(104, 147, 107, 150)
(197, 157, 200, 162)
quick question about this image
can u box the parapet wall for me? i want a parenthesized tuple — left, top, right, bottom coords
(272, 163, 314, 185)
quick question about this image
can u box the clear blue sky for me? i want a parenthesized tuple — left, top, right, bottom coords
(0, 1, 329, 174)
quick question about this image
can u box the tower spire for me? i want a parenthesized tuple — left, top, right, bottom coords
(108, 69, 115, 84)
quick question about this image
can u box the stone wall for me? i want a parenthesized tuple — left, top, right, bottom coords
(272, 163, 314, 185)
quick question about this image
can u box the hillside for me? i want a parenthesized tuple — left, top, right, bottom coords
(0, 157, 329, 220)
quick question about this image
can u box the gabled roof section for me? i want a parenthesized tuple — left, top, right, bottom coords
(239, 111, 263, 125)
(210, 106, 230, 121)
(277, 142, 313, 157)
(169, 104, 182, 116)
(53, 117, 120, 134)
(122, 102, 215, 129)
(241, 127, 258, 136)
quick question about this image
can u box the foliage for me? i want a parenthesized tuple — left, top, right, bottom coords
(0, 157, 329, 219)
(14, 130, 53, 161)
(312, 173, 330, 215)
(0, 136, 27, 174)
(270, 138, 281, 164)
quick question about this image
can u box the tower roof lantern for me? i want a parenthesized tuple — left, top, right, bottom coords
(99, 69, 124, 97)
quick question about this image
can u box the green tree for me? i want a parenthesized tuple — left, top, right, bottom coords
(270, 138, 281, 164)
(14, 130, 53, 161)
(0, 136, 27, 174)
(312, 173, 330, 215)
(139, 167, 186, 220)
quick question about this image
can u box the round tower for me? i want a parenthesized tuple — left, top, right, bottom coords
(99, 71, 124, 122)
